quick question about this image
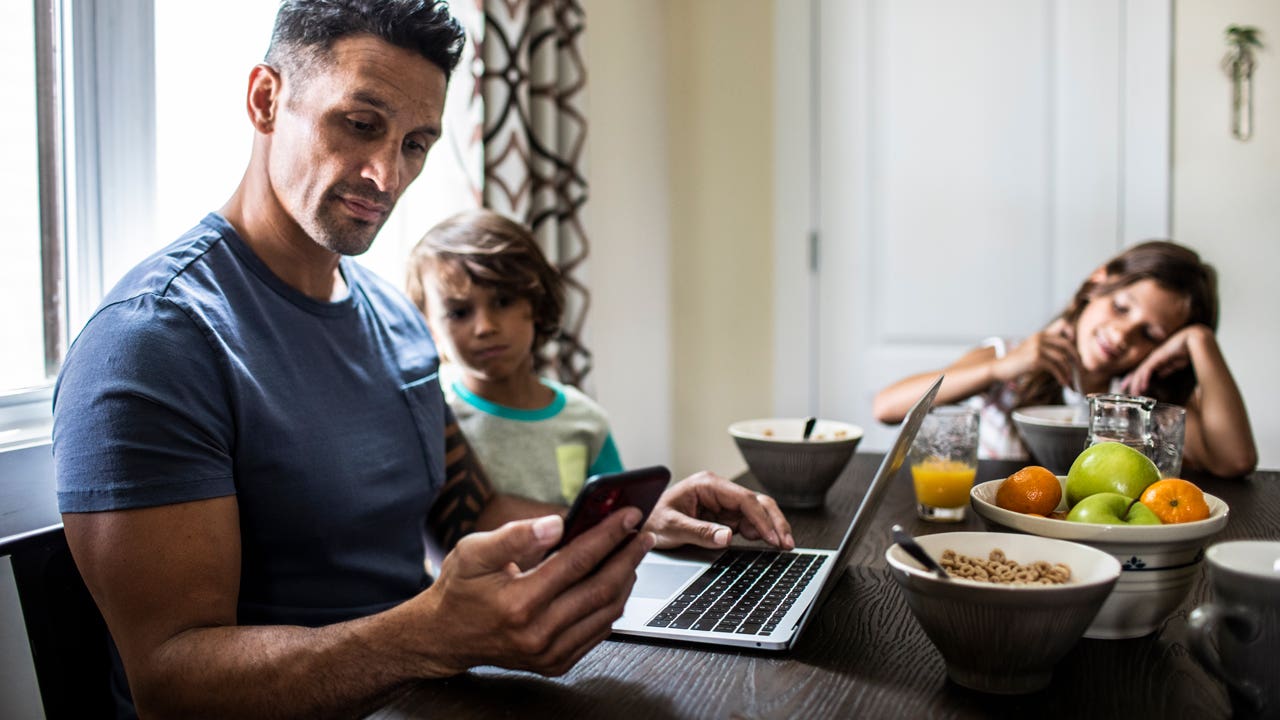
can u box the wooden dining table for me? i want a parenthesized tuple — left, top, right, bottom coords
(371, 453, 1279, 719)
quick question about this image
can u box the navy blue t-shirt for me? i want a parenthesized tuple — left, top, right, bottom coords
(54, 213, 446, 626)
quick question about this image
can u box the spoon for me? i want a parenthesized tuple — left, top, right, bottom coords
(891, 524, 950, 579)
(802, 416, 817, 441)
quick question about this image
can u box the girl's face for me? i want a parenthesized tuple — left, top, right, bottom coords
(1074, 277, 1191, 375)
(420, 261, 538, 383)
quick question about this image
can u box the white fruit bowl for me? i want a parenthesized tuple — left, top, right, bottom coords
(970, 476, 1229, 639)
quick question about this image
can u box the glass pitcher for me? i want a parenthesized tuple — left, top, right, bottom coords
(1085, 393, 1156, 454)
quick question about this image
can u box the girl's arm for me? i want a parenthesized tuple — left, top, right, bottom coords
(872, 346, 999, 424)
(1123, 325, 1257, 477)
(873, 320, 1079, 424)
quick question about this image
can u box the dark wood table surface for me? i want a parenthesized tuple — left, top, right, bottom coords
(372, 453, 1279, 719)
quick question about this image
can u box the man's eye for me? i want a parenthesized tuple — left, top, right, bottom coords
(350, 119, 376, 133)
(404, 138, 428, 155)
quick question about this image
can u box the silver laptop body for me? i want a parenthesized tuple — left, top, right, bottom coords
(612, 375, 944, 650)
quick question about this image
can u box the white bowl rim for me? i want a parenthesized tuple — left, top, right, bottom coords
(886, 531, 1121, 590)
(1011, 405, 1088, 428)
(728, 418, 864, 444)
(970, 476, 1229, 542)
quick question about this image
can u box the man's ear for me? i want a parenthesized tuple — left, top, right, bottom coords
(246, 64, 282, 133)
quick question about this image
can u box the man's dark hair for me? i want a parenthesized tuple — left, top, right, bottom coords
(266, 0, 465, 82)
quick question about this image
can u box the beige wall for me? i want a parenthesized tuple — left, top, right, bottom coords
(664, 1, 776, 478)
(583, 2, 675, 470)
(1173, 0, 1280, 468)
(585, 1, 775, 478)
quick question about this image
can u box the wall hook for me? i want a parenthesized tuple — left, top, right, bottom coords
(1223, 25, 1264, 141)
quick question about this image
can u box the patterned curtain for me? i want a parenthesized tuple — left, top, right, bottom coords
(480, 0, 593, 388)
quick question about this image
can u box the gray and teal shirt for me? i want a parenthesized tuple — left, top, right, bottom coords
(443, 370, 623, 505)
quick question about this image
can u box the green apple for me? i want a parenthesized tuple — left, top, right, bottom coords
(1065, 442, 1160, 507)
(1065, 492, 1163, 525)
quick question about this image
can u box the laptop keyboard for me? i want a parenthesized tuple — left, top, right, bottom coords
(645, 550, 827, 636)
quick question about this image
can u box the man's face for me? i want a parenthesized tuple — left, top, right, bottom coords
(266, 35, 447, 256)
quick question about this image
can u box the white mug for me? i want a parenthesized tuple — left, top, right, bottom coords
(1188, 540, 1280, 719)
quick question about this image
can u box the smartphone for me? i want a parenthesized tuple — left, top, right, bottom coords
(550, 465, 671, 553)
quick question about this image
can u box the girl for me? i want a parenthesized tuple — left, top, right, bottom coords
(873, 241, 1256, 477)
(406, 209, 623, 505)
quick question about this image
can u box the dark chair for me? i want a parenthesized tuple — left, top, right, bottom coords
(9, 527, 114, 718)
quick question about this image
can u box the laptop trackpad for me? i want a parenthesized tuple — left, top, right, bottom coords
(633, 561, 703, 599)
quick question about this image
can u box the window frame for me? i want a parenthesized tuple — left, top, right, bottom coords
(1, 0, 154, 444)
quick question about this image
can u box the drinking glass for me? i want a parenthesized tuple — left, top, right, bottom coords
(1150, 403, 1186, 478)
(1085, 393, 1155, 453)
(909, 406, 980, 522)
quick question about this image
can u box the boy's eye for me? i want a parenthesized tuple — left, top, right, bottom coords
(445, 307, 471, 321)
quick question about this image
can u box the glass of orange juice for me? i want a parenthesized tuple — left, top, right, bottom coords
(909, 406, 980, 522)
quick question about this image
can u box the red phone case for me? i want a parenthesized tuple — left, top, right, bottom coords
(553, 465, 671, 552)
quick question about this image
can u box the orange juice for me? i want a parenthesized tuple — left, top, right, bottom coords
(911, 458, 977, 508)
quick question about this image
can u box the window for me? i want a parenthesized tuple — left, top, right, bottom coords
(1, 0, 53, 393)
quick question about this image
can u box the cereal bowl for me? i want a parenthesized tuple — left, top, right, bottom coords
(971, 476, 1229, 639)
(886, 531, 1120, 694)
(729, 418, 862, 508)
(1011, 405, 1089, 475)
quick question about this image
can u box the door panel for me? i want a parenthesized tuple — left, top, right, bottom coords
(809, 0, 1170, 450)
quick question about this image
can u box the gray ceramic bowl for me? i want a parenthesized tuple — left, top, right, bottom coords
(886, 531, 1121, 694)
(1011, 405, 1089, 475)
(728, 418, 862, 508)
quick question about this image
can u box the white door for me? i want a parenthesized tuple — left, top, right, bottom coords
(774, 0, 1171, 451)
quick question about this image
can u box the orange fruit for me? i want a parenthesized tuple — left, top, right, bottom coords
(1139, 478, 1210, 524)
(995, 465, 1063, 516)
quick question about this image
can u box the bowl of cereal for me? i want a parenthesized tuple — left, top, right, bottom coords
(728, 418, 862, 508)
(886, 531, 1121, 694)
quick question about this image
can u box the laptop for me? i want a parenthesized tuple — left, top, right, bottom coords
(612, 375, 943, 650)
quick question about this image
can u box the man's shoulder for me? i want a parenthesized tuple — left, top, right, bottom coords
(103, 214, 236, 307)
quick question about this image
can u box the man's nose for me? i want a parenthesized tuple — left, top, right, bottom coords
(362, 140, 402, 196)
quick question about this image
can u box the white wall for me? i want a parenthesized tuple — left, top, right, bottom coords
(1173, 0, 1280, 469)
(582, 1, 675, 470)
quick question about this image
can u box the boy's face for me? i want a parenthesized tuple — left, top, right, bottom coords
(421, 261, 539, 383)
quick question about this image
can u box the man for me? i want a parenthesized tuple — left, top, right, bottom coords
(52, 2, 793, 718)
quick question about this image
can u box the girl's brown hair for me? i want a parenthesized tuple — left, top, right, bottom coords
(407, 209, 565, 370)
(1015, 240, 1219, 408)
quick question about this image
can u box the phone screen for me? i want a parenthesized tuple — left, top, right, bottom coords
(550, 465, 671, 553)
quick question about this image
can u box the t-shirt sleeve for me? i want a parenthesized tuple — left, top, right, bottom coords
(53, 294, 236, 512)
(588, 433, 624, 476)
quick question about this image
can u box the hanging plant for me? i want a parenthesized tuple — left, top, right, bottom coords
(1223, 25, 1264, 141)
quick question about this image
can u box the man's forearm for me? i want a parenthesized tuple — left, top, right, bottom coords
(136, 602, 434, 719)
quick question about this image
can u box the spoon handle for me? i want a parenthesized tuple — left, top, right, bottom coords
(892, 524, 950, 579)
(803, 416, 817, 441)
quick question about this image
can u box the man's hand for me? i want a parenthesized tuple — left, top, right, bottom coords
(644, 471, 795, 551)
(411, 507, 654, 678)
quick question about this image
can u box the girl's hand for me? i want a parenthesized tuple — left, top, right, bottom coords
(996, 318, 1079, 388)
(1119, 324, 1208, 395)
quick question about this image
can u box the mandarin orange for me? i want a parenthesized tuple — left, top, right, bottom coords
(995, 465, 1062, 516)
(1138, 478, 1210, 524)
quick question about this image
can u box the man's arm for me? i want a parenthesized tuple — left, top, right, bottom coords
(65, 494, 651, 719)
